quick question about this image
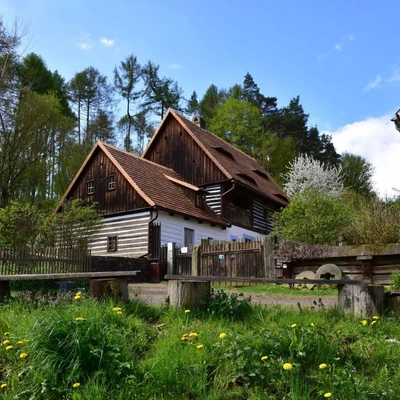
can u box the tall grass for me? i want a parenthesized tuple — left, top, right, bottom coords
(0, 290, 399, 399)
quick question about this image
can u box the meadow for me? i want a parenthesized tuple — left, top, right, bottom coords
(0, 288, 399, 399)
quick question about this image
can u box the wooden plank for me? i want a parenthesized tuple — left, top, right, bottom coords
(164, 275, 369, 285)
(0, 270, 140, 281)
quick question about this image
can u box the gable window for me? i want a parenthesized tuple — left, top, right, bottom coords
(107, 236, 118, 252)
(107, 174, 115, 191)
(195, 193, 203, 208)
(87, 180, 94, 195)
(184, 228, 194, 247)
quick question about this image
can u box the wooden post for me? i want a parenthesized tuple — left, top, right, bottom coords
(263, 236, 276, 279)
(167, 242, 176, 275)
(191, 245, 201, 276)
(168, 280, 210, 308)
(338, 284, 385, 317)
(90, 278, 129, 301)
(0, 280, 10, 299)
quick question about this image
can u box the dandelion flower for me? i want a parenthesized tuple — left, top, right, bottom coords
(76, 291, 82, 296)
(1, 383, 7, 389)
(181, 336, 188, 341)
(2, 340, 10, 345)
(283, 363, 293, 371)
(5, 346, 12, 350)
(196, 344, 203, 349)
(117, 311, 122, 315)
(373, 315, 379, 320)
(74, 295, 81, 300)
(3, 332, 10, 336)
(371, 320, 377, 326)
(319, 363, 328, 369)
(185, 309, 190, 313)
(291, 323, 297, 328)
(112, 307, 122, 312)
(311, 322, 315, 327)
(189, 332, 198, 337)
(261, 356, 268, 361)
(72, 382, 80, 388)
(324, 393, 332, 398)
(219, 332, 227, 339)
(75, 317, 86, 321)
(20, 352, 28, 359)
(362, 320, 368, 326)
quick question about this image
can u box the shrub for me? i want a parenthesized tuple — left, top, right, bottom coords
(207, 289, 252, 321)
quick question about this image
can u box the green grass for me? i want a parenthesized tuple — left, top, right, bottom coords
(0, 289, 399, 399)
(215, 283, 337, 296)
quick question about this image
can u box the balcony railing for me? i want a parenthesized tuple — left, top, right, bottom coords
(224, 204, 252, 228)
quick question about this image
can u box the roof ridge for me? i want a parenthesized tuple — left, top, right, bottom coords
(101, 141, 176, 173)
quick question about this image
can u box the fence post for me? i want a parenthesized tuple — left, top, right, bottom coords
(191, 245, 201, 276)
(167, 242, 176, 275)
(263, 236, 276, 279)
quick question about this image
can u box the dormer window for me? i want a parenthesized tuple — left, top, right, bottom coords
(107, 174, 115, 191)
(195, 193, 204, 208)
(87, 180, 94, 195)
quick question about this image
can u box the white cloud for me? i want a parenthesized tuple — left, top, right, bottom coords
(78, 33, 94, 51)
(334, 43, 342, 52)
(100, 37, 115, 47)
(363, 74, 382, 91)
(327, 115, 400, 197)
(318, 33, 355, 62)
(169, 63, 182, 69)
(387, 66, 400, 83)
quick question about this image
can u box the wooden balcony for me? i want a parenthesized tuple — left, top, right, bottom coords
(224, 204, 252, 228)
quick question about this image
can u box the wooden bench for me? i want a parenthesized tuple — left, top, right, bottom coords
(165, 275, 386, 317)
(0, 270, 140, 301)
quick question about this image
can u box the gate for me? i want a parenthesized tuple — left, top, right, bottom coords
(174, 245, 192, 275)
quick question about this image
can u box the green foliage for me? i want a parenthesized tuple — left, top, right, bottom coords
(207, 289, 253, 321)
(391, 271, 400, 290)
(272, 190, 353, 245)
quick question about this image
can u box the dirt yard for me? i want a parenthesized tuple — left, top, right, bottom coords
(128, 283, 337, 309)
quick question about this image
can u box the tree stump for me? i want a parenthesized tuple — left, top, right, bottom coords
(90, 278, 129, 301)
(0, 280, 10, 299)
(338, 284, 385, 317)
(168, 280, 210, 308)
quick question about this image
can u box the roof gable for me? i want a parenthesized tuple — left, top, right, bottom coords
(143, 109, 289, 206)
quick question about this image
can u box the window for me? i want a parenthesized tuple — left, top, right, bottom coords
(107, 175, 115, 190)
(87, 180, 94, 195)
(184, 228, 194, 247)
(195, 193, 203, 208)
(243, 234, 255, 243)
(107, 236, 118, 252)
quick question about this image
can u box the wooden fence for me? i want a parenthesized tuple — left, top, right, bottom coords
(0, 246, 91, 275)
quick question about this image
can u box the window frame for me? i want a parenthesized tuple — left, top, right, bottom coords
(107, 174, 116, 191)
(87, 180, 94, 195)
(107, 236, 118, 252)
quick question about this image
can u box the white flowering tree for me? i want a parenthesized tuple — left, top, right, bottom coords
(282, 155, 344, 198)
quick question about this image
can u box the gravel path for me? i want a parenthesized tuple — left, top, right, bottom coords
(128, 283, 337, 309)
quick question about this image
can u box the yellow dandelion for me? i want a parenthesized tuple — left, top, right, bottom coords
(371, 320, 377, 325)
(1, 383, 7, 389)
(324, 393, 332, 398)
(2, 340, 10, 345)
(283, 363, 293, 371)
(72, 382, 80, 388)
(117, 311, 122, 315)
(75, 317, 87, 321)
(196, 344, 203, 349)
(311, 322, 315, 327)
(219, 332, 227, 339)
(362, 320, 368, 326)
(291, 323, 297, 328)
(319, 363, 328, 369)
(3, 332, 10, 336)
(74, 295, 81, 300)
(372, 315, 379, 320)
(19, 352, 28, 359)
(17, 340, 24, 345)
(5, 345, 13, 350)
(261, 356, 268, 361)
(181, 336, 188, 341)
(189, 332, 198, 337)
(112, 307, 122, 312)
(185, 309, 190, 313)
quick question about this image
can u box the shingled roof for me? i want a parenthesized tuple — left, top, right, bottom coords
(58, 142, 229, 227)
(145, 109, 289, 206)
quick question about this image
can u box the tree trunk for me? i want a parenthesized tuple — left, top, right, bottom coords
(168, 280, 210, 308)
(338, 284, 385, 317)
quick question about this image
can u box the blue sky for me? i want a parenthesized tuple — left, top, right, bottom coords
(1, 0, 400, 196)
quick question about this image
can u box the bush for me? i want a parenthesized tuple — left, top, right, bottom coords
(207, 289, 252, 321)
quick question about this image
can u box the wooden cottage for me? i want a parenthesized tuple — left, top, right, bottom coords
(57, 109, 289, 257)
